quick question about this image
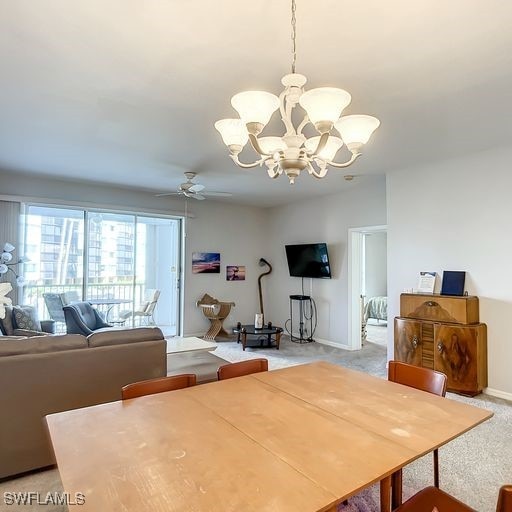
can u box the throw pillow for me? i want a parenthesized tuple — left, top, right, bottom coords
(12, 305, 41, 332)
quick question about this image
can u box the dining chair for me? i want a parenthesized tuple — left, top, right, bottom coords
(121, 374, 197, 400)
(217, 358, 268, 380)
(393, 484, 512, 512)
(388, 360, 448, 508)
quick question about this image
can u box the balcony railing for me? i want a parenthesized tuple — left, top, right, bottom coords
(23, 282, 146, 325)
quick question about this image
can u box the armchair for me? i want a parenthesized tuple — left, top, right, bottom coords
(63, 302, 112, 335)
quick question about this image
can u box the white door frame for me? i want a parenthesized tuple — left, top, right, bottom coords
(347, 225, 387, 351)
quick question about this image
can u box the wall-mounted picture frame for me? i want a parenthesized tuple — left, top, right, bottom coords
(226, 265, 246, 281)
(192, 252, 221, 274)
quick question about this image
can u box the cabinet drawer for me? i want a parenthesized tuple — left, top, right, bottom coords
(400, 294, 479, 324)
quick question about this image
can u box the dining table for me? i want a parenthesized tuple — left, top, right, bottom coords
(45, 361, 492, 512)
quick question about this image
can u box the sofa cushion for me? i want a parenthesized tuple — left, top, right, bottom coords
(12, 305, 41, 332)
(87, 327, 164, 348)
(0, 334, 87, 357)
(12, 329, 47, 337)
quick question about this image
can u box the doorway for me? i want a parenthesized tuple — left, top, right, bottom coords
(347, 225, 388, 351)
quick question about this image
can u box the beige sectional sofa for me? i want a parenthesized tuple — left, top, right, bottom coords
(0, 327, 166, 478)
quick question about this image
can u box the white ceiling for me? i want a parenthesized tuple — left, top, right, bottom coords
(0, 0, 511, 207)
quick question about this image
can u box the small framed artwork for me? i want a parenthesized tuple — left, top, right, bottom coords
(192, 252, 221, 274)
(226, 265, 246, 281)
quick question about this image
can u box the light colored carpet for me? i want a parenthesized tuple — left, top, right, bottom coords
(365, 321, 388, 346)
(1, 336, 509, 512)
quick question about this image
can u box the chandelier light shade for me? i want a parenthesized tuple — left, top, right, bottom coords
(231, 91, 280, 127)
(298, 87, 352, 130)
(214, 119, 249, 148)
(214, 0, 380, 184)
(258, 136, 288, 155)
(335, 115, 381, 147)
(305, 136, 343, 161)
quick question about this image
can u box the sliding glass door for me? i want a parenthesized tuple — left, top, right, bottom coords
(86, 212, 136, 321)
(22, 206, 85, 323)
(21, 205, 181, 335)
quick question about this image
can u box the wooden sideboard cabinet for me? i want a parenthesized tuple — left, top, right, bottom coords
(394, 293, 487, 396)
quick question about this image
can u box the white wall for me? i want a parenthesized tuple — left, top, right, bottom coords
(387, 146, 512, 398)
(0, 170, 267, 337)
(364, 231, 387, 298)
(264, 177, 387, 347)
(182, 201, 267, 336)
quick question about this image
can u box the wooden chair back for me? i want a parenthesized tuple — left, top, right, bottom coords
(122, 374, 196, 400)
(497, 485, 512, 512)
(388, 360, 448, 496)
(217, 358, 268, 381)
(394, 484, 512, 512)
(388, 360, 447, 397)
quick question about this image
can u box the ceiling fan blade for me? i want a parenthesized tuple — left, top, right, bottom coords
(201, 191, 233, 197)
(189, 184, 205, 192)
(192, 193, 206, 200)
(155, 192, 181, 197)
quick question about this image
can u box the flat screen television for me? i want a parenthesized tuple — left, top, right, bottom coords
(285, 243, 332, 279)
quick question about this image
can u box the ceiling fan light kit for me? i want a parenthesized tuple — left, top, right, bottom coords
(215, 0, 380, 185)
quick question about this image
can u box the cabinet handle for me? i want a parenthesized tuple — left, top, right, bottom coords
(411, 335, 419, 349)
(437, 341, 444, 353)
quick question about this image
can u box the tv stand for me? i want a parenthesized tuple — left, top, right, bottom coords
(289, 295, 314, 343)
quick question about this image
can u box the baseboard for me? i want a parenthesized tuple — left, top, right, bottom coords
(484, 387, 512, 402)
(314, 337, 358, 351)
(183, 332, 356, 351)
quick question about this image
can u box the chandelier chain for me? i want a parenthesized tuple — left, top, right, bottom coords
(291, 0, 297, 73)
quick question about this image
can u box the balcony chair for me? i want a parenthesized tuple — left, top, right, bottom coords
(60, 290, 80, 305)
(63, 301, 112, 336)
(388, 360, 448, 508)
(121, 374, 196, 400)
(393, 484, 512, 512)
(217, 358, 268, 381)
(116, 289, 160, 326)
(42, 293, 66, 324)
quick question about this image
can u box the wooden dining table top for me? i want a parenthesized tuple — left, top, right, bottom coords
(45, 361, 492, 512)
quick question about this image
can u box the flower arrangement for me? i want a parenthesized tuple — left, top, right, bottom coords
(0, 242, 26, 287)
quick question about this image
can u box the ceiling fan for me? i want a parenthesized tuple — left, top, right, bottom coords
(155, 172, 232, 200)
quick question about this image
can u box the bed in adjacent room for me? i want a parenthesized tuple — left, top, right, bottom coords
(364, 296, 388, 323)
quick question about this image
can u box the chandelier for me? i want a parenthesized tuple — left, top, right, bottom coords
(215, 0, 380, 184)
